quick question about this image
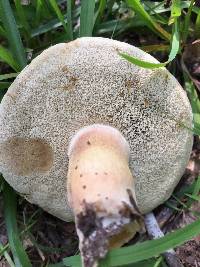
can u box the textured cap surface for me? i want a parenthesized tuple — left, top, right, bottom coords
(0, 37, 193, 221)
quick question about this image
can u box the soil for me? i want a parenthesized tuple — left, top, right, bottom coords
(176, 240, 200, 267)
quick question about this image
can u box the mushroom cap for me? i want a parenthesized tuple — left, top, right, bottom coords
(0, 37, 193, 221)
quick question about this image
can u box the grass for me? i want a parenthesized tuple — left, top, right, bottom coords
(0, 1, 200, 267)
(3, 182, 32, 267)
(0, 0, 27, 69)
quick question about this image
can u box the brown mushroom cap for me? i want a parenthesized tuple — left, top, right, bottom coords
(0, 37, 193, 221)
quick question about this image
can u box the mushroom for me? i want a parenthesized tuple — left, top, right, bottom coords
(0, 37, 193, 267)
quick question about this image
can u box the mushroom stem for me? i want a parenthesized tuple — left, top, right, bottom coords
(67, 124, 141, 267)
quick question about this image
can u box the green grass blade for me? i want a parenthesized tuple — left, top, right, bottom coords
(195, 9, 200, 38)
(0, 45, 21, 71)
(48, 264, 66, 267)
(32, 5, 80, 38)
(94, 0, 106, 26)
(144, 1, 190, 14)
(3, 182, 32, 267)
(172, 194, 188, 209)
(166, 178, 197, 209)
(0, 241, 15, 267)
(49, 0, 68, 35)
(184, 74, 200, 130)
(173, 178, 198, 199)
(0, 24, 6, 37)
(35, 0, 53, 25)
(80, 0, 95, 37)
(126, 0, 170, 41)
(143, 1, 168, 25)
(0, 82, 11, 90)
(192, 5, 200, 15)
(31, 17, 67, 37)
(120, 19, 179, 69)
(182, 0, 195, 42)
(165, 201, 181, 211)
(67, 0, 74, 40)
(14, 0, 30, 35)
(185, 194, 200, 202)
(35, 0, 42, 24)
(64, 217, 200, 267)
(169, 0, 181, 25)
(0, 73, 18, 81)
(186, 176, 200, 207)
(0, 0, 27, 69)
(62, 258, 161, 267)
(119, 53, 166, 69)
(153, 257, 162, 267)
(190, 175, 200, 197)
(168, 19, 179, 61)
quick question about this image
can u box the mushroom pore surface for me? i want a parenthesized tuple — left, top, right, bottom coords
(0, 37, 193, 221)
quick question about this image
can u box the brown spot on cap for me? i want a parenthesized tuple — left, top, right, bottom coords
(61, 66, 69, 72)
(0, 137, 53, 176)
(62, 76, 78, 91)
(6, 93, 17, 102)
(144, 98, 149, 108)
